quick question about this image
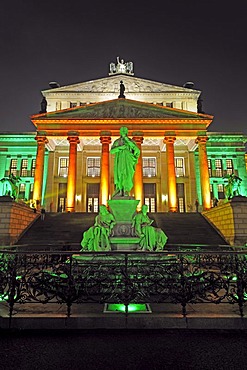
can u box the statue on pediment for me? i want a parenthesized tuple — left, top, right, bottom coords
(109, 57, 134, 75)
(40, 97, 47, 114)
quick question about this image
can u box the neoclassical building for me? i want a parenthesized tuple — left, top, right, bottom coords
(0, 58, 246, 213)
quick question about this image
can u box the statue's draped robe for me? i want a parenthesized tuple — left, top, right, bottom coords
(81, 213, 115, 251)
(111, 137, 140, 193)
(133, 213, 168, 251)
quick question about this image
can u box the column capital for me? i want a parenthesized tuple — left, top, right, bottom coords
(132, 134, 144, 145)
(35, 135, 48, 144)
(196, 136, 208, 144)
(100, 135, 111, 145)
(67, 136, 80, 145)
(164, 136, 176, 144)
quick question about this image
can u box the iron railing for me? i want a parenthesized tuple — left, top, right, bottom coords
(0, 248, 247, 325)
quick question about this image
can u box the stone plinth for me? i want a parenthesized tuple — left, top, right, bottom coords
(202, 196, 247, 246)
(108, 199, 139, 222)
(0, 197, 39, 246)
(108, 198, 140, 250)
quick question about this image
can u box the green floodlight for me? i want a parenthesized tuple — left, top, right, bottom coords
(104, 303, 152, 313)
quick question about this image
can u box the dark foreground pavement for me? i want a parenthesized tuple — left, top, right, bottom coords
(0, 329, 247, 370)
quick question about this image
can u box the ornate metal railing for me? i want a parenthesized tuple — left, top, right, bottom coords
(0, 249, 247, 325)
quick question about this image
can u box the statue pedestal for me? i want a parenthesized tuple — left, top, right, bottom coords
(108, 199, 140, 250)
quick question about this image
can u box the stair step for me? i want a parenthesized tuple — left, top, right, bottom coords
(17, 212, 228, 249)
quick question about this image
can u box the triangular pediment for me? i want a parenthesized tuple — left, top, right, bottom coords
(42, 75, 201, 95)
(34, 99, 210, 120)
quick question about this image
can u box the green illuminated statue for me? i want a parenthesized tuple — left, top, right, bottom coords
(224, 174, 242, 200)
(110, 126, 140, 196)
(132, 204, 168, 251)
(81, 205, 116, 251)
(0, 173, 21, 200)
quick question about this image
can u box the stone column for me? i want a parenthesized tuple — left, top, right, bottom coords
(33, 135, 48, 208)
(133, 133, 144, 209)
(66, 134, 80, 212)
(164, 136, 177, 212)
(99, 133, 111, 206)
(196, 136, 211, 210)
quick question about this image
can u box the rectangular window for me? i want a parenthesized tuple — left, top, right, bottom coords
(226, 159, 233, 175)
(19, 183, 26, 199)
(166, 102, 173, 108)
(215, 159, 223, 177)
(175, 157, 185, 177)
(70, 102, 77, 108)
(144, 183, 156, 212)
(59, 157, 69, 177)
(210, 184, 213, 207)
(31, 159, 36, 177)
(29, 183, 34, 200)
(56, 101, 61, 110)
(10, 159, 17, 176)
(217, 184, 224, 199)
(178, 198, 184, 213)
(87, 157, 100, 177)
(144, 198, 156, 213)
(143, 157, 156, 177)
(208, 159, 212, 177)
(87, 183, 100, 213)
(21, 159, 28, 177)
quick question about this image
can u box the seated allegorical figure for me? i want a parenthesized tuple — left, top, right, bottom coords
(132, 204, 168, 251)
(81, 205, 116, 252)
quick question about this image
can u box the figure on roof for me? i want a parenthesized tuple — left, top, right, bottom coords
(118, 80, 125, 98)
(116, 57, 127, 73)
(109, 57, 134, 76)
(40, 96, 47, 114)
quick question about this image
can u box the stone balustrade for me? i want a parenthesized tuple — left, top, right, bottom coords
(0, 196, 39, 245)
(202, 196, 247, 246)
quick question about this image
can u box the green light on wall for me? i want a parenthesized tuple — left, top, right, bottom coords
(104, 303, 151, 313)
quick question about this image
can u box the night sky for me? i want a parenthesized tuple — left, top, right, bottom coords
(0, 0, 246, 134)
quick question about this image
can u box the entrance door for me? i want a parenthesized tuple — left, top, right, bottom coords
(144, 183, 156, 213)
(87, 183, 100, 213)
(57, 183, 67, 212)
(176, 183, 185, 213)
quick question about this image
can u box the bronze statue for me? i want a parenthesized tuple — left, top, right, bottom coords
(118, 80, 125, 98)
(132, 204, 168, 251)
(110, 126, 140, 197)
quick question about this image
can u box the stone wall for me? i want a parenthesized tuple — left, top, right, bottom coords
(202, 196, 247, 246)
(0, 196, 39, 246)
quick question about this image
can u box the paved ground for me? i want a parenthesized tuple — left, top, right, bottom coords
(0, 329, 247, 370)
(1, 301, 247, 330)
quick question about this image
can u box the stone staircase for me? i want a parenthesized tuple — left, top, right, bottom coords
(16, 212, 229, 251)
(151, 213, 229, 250)
(16, 212, 95, 250)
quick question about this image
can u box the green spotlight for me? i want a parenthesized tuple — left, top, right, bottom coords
(104, 303, 152, 313)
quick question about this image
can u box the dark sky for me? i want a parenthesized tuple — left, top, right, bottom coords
(0, 0, 246, 134)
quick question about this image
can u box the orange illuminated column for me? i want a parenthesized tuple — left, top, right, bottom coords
(164, 136, 177, 212)
(133, 134, 144, 209)
(99, 134, 111, 206)
(66, 135, 80, 212)
(196, 136, 211, 210)
(33, 135, 48, 208)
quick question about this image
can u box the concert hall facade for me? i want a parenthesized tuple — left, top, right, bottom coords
(0, 59, 246, 213)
